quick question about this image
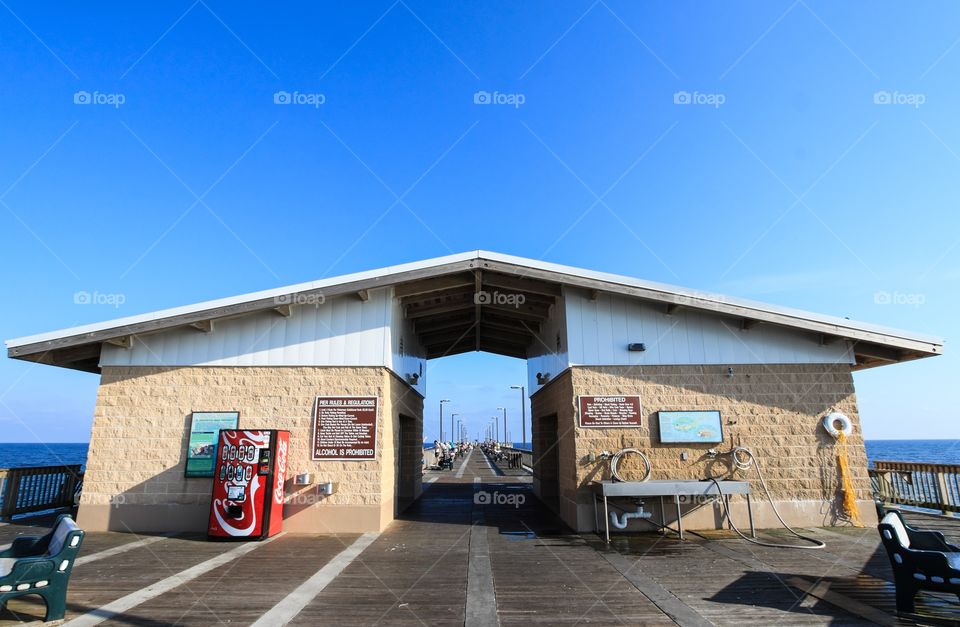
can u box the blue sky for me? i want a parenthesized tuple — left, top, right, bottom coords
(1, 1, 958, 443)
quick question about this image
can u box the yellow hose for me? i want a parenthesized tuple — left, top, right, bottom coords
(836, 432, 863, 527)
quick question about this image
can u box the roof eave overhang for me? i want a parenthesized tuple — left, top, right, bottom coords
(6, 251, 944, 371)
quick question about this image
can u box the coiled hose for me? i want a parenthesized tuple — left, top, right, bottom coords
(709, 446, 826, 550)
(610, 448, 651, 482)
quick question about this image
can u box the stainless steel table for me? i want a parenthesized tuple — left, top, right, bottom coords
(591, 479, 754, 542)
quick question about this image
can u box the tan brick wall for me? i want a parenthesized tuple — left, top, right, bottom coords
(529, 370, 578, 525)
(380, 372, 425, 526)
(565, 364, 875, 531)
(79, 365, 423, 533)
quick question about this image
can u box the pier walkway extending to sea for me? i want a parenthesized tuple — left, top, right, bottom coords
(0, 450, 957, 626)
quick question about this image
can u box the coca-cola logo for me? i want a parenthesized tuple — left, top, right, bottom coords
(274, 437, 288, 503)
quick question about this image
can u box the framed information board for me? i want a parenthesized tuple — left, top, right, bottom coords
(577, 395, 642, 428)
(657, 410, 723, 443)
(312, 396, 379, 461)
(185, 411, 239, 477)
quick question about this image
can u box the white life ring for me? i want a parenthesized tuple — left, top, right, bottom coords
(822, 412, 852, 439)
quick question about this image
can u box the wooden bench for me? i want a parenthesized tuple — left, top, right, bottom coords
(0, 514, 84, 621)
(878, 510, 960, 614)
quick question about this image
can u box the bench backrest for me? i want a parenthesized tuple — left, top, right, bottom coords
(46, 516, 81, 557)
(880, 511, 910, 548)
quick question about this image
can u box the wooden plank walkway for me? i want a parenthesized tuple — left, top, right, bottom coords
(0, 451, 955, 625)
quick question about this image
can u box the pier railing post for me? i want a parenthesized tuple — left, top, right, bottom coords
(935, 469, 952, 516)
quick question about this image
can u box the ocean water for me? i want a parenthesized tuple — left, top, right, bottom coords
(0, 443, 89, 469)
(0, 440, 956, 470)
(864, 440, 960, 466)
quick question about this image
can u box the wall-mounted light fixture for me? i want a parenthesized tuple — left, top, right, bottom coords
(726, 367, 734, 378)
(627, 343, 646, 352)
(536, 372, 550, 385)
(407, 373, 420, 385)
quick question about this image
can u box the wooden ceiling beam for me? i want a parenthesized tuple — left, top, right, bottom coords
(399, 286, 476, 307)
(405, 300, 475, 319)
(482, 314, 541, 334)
(420, 326, 478, 348)
(50, 343, 102, 364)
(478, 326, 535, 345)
(413, 313, 474, 335)
(393, 273, 475, 299)
(481, 273, 562, 297)
(853, 343, 901, 363)
(477, 303, 550, 322)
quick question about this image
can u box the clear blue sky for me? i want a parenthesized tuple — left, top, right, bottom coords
(1, 1, 957, 443)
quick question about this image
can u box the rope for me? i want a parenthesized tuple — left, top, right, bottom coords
(836, 432, 863, 527)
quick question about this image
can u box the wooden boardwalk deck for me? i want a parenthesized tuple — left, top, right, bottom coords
(0, 449, 957, 626)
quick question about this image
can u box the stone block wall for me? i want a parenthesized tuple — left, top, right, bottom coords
(79, 365, 423, 533)
(531, 364, 876, 530)
(563, 363, 875, 532)
(529, 370, 579, 526)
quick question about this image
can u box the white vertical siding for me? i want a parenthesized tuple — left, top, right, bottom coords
(100, 289, 398, 369)
(526, 294, 569, 393)
(388, 289, 427, 396)
(564, 290, 853, 366)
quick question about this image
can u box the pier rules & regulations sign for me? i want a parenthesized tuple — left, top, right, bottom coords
(312, 396, 379, 460)
(577, 395, 642, 428)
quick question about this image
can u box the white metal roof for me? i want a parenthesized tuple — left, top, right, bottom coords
(5, 250, 944, 370)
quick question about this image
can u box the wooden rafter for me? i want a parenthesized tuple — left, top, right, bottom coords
(481, 272, 562, 298)
(393, 273, 474, 299)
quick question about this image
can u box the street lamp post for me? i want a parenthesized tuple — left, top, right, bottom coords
(510, 385, 526, 449)
(439, 399, 450, 441)
(497, 407, 507, 447)
(451, 414, 459, 444)
(492, 418, 498, 443)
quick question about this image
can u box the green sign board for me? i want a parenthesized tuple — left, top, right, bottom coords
(185, 411, 239, 478)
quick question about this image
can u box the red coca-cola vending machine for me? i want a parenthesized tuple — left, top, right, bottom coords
(208, 429, 289, 540)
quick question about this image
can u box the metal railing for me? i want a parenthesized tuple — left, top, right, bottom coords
(869, 460, 960, 515)
(0, 465, 83, 520)
(500, 446, 533, 471)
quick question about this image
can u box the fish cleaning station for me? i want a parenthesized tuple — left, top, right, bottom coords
(2, 250, 950, 625)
